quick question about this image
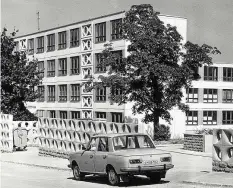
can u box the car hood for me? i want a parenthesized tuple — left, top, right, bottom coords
(112, 148, 170, 157)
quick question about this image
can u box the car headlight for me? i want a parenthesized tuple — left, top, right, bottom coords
(160, 157, 171, 162)
(129, 159, 142, 164)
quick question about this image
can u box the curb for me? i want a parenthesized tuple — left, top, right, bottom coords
(182, 181, 233, 188)
(1, 160, 70, 171)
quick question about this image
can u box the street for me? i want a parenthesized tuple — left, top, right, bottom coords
(1, 161, 219, 188)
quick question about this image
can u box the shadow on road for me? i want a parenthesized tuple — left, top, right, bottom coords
(68, 175, 170, 187)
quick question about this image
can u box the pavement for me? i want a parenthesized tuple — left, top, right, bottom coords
(1, 145, 233, 187)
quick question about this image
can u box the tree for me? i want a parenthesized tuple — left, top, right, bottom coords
(1, 28, 41, 121)
(88, 4, 221, 140)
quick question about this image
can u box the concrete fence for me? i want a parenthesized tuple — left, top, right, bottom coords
(38, 118, 139, 158)
(0, 114, 14, 152)
(212, 129, 233, 173)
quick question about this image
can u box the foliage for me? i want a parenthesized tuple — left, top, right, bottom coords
(195, 129, 213, 135)
(153, 124, 171, 141)
(1, 28, 41, 121)
(87, 4, 220, 140)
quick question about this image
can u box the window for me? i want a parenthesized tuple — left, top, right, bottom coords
(98, 137, 109, 152)
(203, 111, 217, 125)
(186, 88, 198, 103)
(49, 110, 56, 118)
(59, 85, 67, 102)
(95, 53, 106, 72)
(47, 34, 55, 51)
(71, 111, 80, 119)
(37, 110, 44, 118)
(112, 50, 122, 67)
(222, 111, 233, 124)
(204, 66, 218, 81)
(28, 38, 34, 54)
(111, 19, 122, 40)
(70, 28, 79, 47)
(48, 85, 55, 102)
(95, 22, 106, 43)
(186, 111, 198, 125)
(58, 58, 67, 76)
(37, 36, 44, 53)
(112, 112, 123, 123)
(58, 31, 66, 49)
(37, 86, 44, 102)
(204, 89, 218, 103)
(71, 84, 80, 102)
(38, 61, 44, 78)
(96, 112, 106, 119)
(223, 67, 233, 82)
(60, 111, 67, 119)
(71, 56, 80, 75)
(223, 89, 233, 103)
(96, 87, 106, 102)
(47, 60, 55, 77)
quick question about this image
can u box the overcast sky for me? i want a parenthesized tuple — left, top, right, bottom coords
(2, 0, 232, 63)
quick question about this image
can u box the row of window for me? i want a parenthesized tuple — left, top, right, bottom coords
(37, 110, 123, 123)
(204, 66, 233, 82)
(38, 85, 122, 102)
(186, 88, 233, 103)
(186, 111, 233, 125)
(26, 19, 122, 54)
(37, 51, 122, 78)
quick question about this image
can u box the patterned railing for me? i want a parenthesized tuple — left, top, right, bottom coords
(38, 118, 139, 158)
(0, 114, 14, 152)
(213, 129, 233, 173)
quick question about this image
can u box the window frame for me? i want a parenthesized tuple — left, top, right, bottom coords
(37, 110, 44, 118)
(38, 61, 44, 78)
(186, 88, 198, 103)
(203, 111, 217, 125)
(96, 87, 106, 102)
(70, 56, 80, 75)
(47, 85, 56, 102)
(186, 111, 198, 125)
(204, 66, 218, 81)
(222, 111, 233, 125)
(71, 111, 80, 119)
(70, 84, 80, 102)
(49, 110, 56, 118)
(70, 28, 79, 47)
(37, 86, 45, 102)
(47, 60, 55, 77)
(37, 36, 44, 53)
(223, 67, 233, 82)
(95, 22, 106, 43)
(95, 53, 106, 73)
(96, 112, 106, 119)
(47, 34, 55, 51)
(111, 112, 123, 123)
(60, 111, 67, 119)
(203, 89, 218, 103)
(58, 31, 67, 49)
(59, 85, 67, 102)
(58, 58, 67, 76)
(222, 89, 233, 103)
(28, 38, 34, 54)
(111, 19, 122, 40)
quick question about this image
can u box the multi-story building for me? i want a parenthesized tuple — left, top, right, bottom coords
(14, 11, 187, 132)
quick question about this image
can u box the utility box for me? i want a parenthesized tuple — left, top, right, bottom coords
(13, 127, 27, 150)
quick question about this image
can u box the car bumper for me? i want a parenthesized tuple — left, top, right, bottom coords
(120, 164, 174, 173)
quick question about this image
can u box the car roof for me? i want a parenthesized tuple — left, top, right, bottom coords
(91, 133, 148, 138)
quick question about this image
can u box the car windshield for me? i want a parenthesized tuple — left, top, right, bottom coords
(113, 135, 155, 150)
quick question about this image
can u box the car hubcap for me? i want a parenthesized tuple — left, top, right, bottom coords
(74, 166, 80, 178)
(109, 170, 117, 184)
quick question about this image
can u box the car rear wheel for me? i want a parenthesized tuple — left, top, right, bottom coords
(107, 168, 120, 186)
(148, 172, 161, 183)
(73, 165, 85, 181)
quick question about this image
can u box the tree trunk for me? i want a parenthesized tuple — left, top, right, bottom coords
(153, 110, 160, 140)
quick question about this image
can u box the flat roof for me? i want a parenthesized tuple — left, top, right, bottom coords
(14, 11, 187, 39)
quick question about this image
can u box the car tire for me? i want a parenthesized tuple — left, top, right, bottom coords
(148, 172, 161, 183)
(107, 167, 120, 186)
(73, 165, 85, 181)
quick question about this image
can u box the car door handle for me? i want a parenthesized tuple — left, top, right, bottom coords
(90, 155, 93, 158)
(103, 155, 107, 159)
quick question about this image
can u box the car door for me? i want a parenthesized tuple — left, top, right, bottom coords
(94, 137, 109, 173)
(79, 137, 98, 173)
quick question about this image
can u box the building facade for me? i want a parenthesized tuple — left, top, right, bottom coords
(14, 11, 188, 133)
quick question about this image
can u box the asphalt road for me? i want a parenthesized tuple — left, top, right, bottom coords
(1, 162, 216, 188)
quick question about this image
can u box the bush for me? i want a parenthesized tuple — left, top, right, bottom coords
(195, 129, 213, 135)
(154, 124, 171, 141)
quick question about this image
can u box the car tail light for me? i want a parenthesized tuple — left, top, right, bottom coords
(160, 157, 171, 162)
(129, 159, 142, 164)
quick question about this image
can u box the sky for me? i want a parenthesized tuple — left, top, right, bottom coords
(1, 0, 233, 63)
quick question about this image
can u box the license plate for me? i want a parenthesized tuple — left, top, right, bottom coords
(144, 160, 158, 165)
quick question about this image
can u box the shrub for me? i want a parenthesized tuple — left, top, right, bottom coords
(154, 124, 171, 141)
(195, 129, 213, 135)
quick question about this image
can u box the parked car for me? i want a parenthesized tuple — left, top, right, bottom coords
(68, 133, 174, 186)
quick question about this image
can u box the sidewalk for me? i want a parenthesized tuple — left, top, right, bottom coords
(1, 146, 233, 187)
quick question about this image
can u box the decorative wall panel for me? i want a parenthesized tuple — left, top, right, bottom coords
(0, 114, 13, 152)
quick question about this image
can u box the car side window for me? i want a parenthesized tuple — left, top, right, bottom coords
(86, 138, 97, 151)
(97, 137, 109, 152)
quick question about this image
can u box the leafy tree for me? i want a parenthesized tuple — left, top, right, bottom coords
(88, 4, 221, 140)
(1, 28, 41, 121)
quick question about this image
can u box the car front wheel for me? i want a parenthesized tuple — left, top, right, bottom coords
(107, 168, 120, 186)
(73, 165, 85, 181)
